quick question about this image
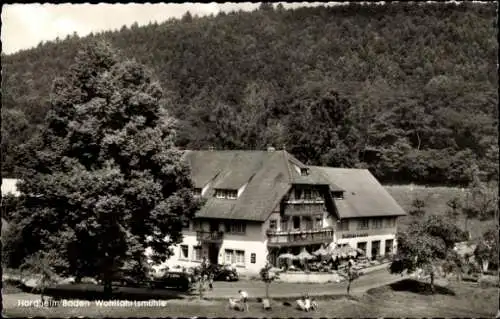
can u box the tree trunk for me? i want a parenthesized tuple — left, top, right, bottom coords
(482, 259, 489, 273)
(464, 217, 468, 233)
(416, 131, 421, 150)
(430, 271, 435, 294)
(265, 282, 270, 299)
(103, 280, 113, 298)
(347, 279, 351, 295)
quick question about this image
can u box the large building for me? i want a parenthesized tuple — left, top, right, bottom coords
(162, 149, 406, 275)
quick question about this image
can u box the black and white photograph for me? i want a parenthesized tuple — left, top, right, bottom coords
(1, 2, 498, 318)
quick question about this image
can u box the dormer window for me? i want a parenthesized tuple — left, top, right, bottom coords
(332, 191, 344, 200)
(300, 168, 309, 176)
(215, 189, 238, 199)
(193, 188, 202, 197)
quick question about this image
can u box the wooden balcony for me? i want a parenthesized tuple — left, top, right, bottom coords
(196, 231, 224, 243)
(266, 228, 334, 247)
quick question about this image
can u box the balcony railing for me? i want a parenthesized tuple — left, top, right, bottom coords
(266, 228, 334, 247)
(196, 231, 224, 243)
(285, 199, 324, 204)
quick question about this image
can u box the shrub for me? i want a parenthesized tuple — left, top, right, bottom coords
(478, 275, 499, 288)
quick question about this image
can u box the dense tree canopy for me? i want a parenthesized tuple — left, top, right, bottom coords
(5, 41, 202, 293)
(390, 214, 468, 293)
(2, 2, 498, 185)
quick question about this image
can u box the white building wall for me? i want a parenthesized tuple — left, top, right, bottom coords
(219, 236, 267, 275)
(154, 220, 268, 275)
(146, 216, 400, 273)
(333, 217, 399, 258)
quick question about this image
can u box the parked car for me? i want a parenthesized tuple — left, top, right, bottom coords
(148, 271, 196, 292)
(210, 264, 239, 281)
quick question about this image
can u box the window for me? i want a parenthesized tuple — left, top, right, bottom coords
(372, 218, 383, 229)
(303, 216, 313, 230)
(332, 191, 344, 199)
(250, 253, 256, 264)
(357, 219, 369, 230)
(269, 219, 277, 230)
(236, 250, 245, 264)
(180, 245, 189, 260)
(338, 219, 349, 231)
(385, 239, 394, 255)
(193, 246, 202, 261)
(193, 188, 202, 197)
(303, 189, 312, 200)
(225, 249, 245, 265)
(385, 217, 396, 228)
(215, 189, 238, 199)
(294, 188, 303, 200)
(226, 222, 246, 234)
(293, 216, 301, 229)
(280, 217, 289, 231)
(314, 216, 322, 229)
(193, 220, 202, 231)
(357, 242, 367, 253)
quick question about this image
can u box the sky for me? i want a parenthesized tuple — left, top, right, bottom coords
(1, 2, 344, 55)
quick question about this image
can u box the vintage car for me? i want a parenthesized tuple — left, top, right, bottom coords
(148, 271, 196, 292)
(209, 264, 239, 281)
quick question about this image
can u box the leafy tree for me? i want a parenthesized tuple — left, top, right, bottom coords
(1, 109, 32, 177)
(474, 226, 499, 272)
(389, 214, 467, 293)
(285, 85, 361, 167)
(20, 250, 67, 303)
(9, 41, 202, 295)
(345, 262, 361, 295)
(441, 250, 466, 282)
(409, 198, 426, 218)
(445, 197, 462, 221)
(462, 166, 498, 231)
(192, 259, 212, 300)
(1, 2, 497, 186)
(259, 260, 280, 300)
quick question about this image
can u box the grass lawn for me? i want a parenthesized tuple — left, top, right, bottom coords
(386, 185, 495, 240)
(3, 279, 497, 318)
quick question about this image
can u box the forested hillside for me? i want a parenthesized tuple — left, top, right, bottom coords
(2, 2, 498, 185)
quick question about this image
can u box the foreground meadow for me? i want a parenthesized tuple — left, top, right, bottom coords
(3, 279, 497, 318)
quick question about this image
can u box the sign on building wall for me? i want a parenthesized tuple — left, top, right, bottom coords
(341, 233, 369, 239)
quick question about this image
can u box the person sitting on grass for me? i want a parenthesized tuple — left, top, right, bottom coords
(296, 293, 311, 311)
(238, 289, 249, 312)
(310, 298, 318, 311)
(304, 293, 311, 311)
(228, 298, 243, 311)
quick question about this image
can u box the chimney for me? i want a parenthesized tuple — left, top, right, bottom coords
(267, 145, 276, 152)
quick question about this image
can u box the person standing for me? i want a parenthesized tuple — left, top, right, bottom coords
(208, 273, 214, 290)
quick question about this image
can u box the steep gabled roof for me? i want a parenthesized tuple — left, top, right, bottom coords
(186, 150, 298, 221)
(185, 151, 405, 221)
(309, 167, 406, 218)
(284, 152, 334, 186)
